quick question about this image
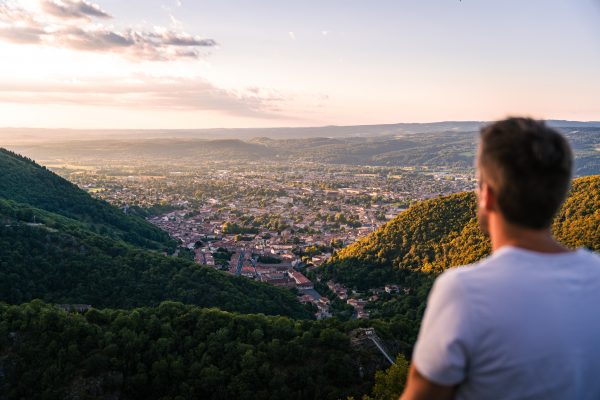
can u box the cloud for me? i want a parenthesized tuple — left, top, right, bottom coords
(158, 32, 216, 47)
(288, 31, 296, 40)
(0, 25, 45, 44)
(0, 0, 217, 61)
(45, 26, 217, 60)
(0, 76, 288, 119)
(0, 2, 37, 25)
(0, 1, 312, 122)
(41, 0, 111, 20)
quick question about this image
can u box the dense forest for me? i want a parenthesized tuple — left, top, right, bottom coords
(0, 149, 175, 251)
(0, 199, 310, 318)
(551, 175, 600, 250)
(0, 301, 412, 400)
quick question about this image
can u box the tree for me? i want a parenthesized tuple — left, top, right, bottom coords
(364, 354, 409, 400)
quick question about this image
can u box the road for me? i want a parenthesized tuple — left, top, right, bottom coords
(236, 250, 245, 276)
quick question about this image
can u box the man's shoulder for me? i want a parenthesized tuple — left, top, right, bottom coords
(436, 253, 498, 282)
(438, 247, 600, 287)
(578, 248, 600, 263)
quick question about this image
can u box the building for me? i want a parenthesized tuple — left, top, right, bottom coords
(384, 284, 402, 294)
(287, 269, 314, 290)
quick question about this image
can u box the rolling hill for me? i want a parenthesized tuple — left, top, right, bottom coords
(322, 175, 600, 290)
(10, 125, 600, 174)
(0, 148, 175, 251)
(0, 149, 310, 318)
(3, 120, 600, 144)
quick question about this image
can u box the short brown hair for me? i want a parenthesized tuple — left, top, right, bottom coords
(478, 117, 573, 229)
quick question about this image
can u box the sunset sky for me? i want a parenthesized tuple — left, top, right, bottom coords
(0, 0, 599, 129)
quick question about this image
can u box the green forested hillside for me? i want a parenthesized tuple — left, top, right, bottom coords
(0, 301, 410, 400)
(323, 175, 600, 290)
(0, 199, 309, 318)
(0, 149, 310, 318)
(552, 175, 600, 250)
(0, 149, 175, 251)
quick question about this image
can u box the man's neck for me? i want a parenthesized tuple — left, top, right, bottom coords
(490, 219, 571, 254)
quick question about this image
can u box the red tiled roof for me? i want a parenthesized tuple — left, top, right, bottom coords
(287, 269, 311, 285)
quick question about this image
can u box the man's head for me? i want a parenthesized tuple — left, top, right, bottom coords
(476, 117, 573, 235)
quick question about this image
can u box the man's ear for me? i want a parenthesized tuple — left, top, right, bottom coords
(479, 182, 496, 212)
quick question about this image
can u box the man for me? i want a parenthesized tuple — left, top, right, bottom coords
(400, 117, 600, 400)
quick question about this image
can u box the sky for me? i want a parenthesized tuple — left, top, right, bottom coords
(0, 0, 599, 129)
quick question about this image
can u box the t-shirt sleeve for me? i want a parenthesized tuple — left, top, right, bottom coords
(412, 270, 473, 386)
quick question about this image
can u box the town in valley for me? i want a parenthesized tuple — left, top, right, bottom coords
(49, 158, 475, 319)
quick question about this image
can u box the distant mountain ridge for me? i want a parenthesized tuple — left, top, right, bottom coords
(8, 125, 600, 174)
(2, 120, 600, 143)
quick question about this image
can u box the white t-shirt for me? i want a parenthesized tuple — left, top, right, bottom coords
(413, 246, 600, 400)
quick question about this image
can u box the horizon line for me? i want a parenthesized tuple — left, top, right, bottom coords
(1, 118, 600, 132)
